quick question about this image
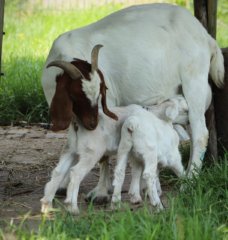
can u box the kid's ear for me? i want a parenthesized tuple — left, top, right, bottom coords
(165, 103, 178, 121)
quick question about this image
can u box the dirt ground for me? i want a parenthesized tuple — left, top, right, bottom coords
(0, 126, 171, 227)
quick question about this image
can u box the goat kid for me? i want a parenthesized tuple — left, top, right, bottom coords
(111, 108, 185, 210)
(41, 105, 141, 214)
(41, 96, 187, 214)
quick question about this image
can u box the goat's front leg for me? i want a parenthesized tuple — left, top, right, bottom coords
(85, 156, 111, 204)
(40, 152, 76, 214)
(169, 149, 186, 178)
(111, 123, 133, 208)
(65, 151, 104, 214)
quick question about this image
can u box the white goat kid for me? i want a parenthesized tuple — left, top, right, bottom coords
(42, 3, 224, 202)
(41, 96, 187, 214)
(111, 108, 185, 210)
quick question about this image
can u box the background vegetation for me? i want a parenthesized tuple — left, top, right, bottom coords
(0, 0, 227, 125)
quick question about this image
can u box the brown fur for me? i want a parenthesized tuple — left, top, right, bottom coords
(50, 59, 117, 131)
(99, 69, 118, 121)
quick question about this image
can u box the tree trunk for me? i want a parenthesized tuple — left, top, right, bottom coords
(194, 0, 219, 160)
(214, 48, 228, 156)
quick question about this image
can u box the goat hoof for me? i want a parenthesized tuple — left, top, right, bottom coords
(110, 194, 122, 210)
(158, 203, 164, 211)
(153, 202, 164, 212)
(110, 201, 121, 210)
(85, 192, 110, 204)
(130, 195, 142, 204)
(157, 189, 162, 197)
(65, 203, 80, 215)
(40, 198, 53, 214)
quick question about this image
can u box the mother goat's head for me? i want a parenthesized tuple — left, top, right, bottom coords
(47, 44, 118, 131)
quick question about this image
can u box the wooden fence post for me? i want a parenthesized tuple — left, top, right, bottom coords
(193, 0, 218, 161)
(206, 0, 219, 161)
(194, 0, 208, 28)
(0, 0, 5, 78)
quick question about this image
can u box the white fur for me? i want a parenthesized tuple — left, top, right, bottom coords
(144, 95, 189, 124)
(111, 108, 185, 209)
(41, 3, 224, 203)
(82, 71, 101, 106)
(41, 105, 140, 214)
(174, 124, 190, 141)
(41, 96, 188, 214)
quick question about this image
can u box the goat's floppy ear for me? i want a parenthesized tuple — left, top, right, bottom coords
(100, 82, 118, 121)
(50, 77, 73, 131)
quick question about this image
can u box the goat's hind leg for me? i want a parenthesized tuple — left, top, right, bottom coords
(41, 152, 76, 214)
(111, 128, 133, 207)
(111, 152, 129, 207)
(143, 152, 164, 210)
(129, 157, 143, 204)
(156, 169, 162, 197)
(182, 67, 210, 177)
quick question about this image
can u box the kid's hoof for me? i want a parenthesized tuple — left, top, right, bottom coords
(40, 198, 53, 214)
(65, 203, 80, 215)
(130, 194, 142, 204)
(85, 192, 110, 204)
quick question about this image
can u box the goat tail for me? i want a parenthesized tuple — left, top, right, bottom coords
(209, 36, 225, 88)
(123, 116, 140, 135)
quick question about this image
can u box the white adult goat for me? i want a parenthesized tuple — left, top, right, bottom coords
(41, 3, 224, 202)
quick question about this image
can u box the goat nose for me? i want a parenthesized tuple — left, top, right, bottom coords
(89, 119, 97, 129)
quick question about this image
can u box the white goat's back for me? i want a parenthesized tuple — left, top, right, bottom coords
(42, 3, 224, 107)
(121, 109, 179, 162)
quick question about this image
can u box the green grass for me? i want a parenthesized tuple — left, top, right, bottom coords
(1, 157, 227, 240)
(0, 0, 227, 124)
(1, 1, 123, 124)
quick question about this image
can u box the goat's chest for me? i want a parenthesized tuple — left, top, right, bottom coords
(104, 134, 119, 155)
(75, 127, 105, 154)
(103, 130, 120, 155)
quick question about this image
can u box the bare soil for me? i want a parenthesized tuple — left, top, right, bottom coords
(0, 126, 171, 227)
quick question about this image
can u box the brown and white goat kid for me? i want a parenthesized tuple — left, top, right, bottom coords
(41, 96, 188, 214)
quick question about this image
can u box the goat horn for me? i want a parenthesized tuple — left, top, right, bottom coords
(47, 60, 85, 80)
(91, 44, 103, 74)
